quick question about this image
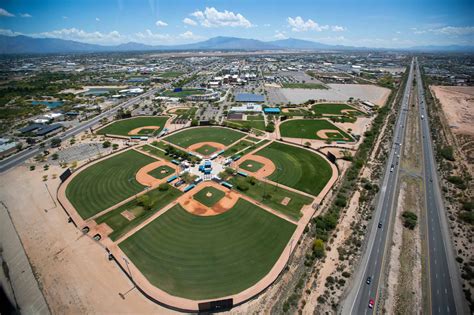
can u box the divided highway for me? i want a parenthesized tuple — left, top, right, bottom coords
(342, 59, 414, 314)
(343, 58, 466, 314)
(416, 59, 464, 314)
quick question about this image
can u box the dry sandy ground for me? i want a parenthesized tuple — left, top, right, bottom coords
(236, 154, 276, 178)
(280, 84, 390, 106)
(0, 165, 175, 314)
(430, 86, 474, 135)
(303, 190, 361, 312)
(180, 181, 239, 216)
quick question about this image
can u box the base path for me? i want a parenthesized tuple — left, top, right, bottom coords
(135, 160, 178, 187)
(128, 126, 161, 136)
(180, 181, 239, 216)
(187, 141, 227, 154)
(316, 129, 350, 140)
(237, 154, 276, 178)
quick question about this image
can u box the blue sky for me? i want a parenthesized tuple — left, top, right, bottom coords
(0, 0, 473, 47)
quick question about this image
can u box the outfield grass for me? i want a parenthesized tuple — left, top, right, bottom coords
(148, 165, 175, 179)
(97, 116, 169, 136)
(228, 176, 312, 220)
(194, 144, 218, 156)
(137, 128, 156, 135)
(222, 139, 254, 157)
(238, 139, 270, 157)
(95, 186, 182, 241)
(311, 103, 361, 115)
(247, 114, 264, 121)
(193, 186, 225, 207)
(138, 144, 171, 161)
(65, 150, 156, 219)
(225, 120, 266, 131)
(281, 108, 312, 116)
(239, 159, 265, 172)
(119, 199, 295, 300)
(282, 83, 327, 89)
(246, 136, 260, 142)
(279, 119, 352, 141)
(255, 142, 333, 196)
(164, 127, 245, 148)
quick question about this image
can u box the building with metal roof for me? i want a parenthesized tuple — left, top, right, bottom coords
(235, 93, 265, 103)
(263, 107, 281, 114)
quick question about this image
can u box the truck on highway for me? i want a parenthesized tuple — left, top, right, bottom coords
(421, 114, 424, 120)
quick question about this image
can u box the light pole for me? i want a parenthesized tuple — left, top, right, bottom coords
(119, 256, 136, 299)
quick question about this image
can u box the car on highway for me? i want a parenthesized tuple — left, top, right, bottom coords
(366, 276, 372, 284)
(378, 222, 383, 228)
(368, 299, 375, 309)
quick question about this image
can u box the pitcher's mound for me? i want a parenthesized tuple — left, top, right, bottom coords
(206, 192, 213, 198)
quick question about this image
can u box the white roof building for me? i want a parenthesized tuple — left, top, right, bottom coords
(229, 103, 262, 113)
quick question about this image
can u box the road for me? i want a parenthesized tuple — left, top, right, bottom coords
(0, 65, 209, 173)
(416, 58, 464, 315)
(342, 58, 414, 314)
(0, 88, 158, 173)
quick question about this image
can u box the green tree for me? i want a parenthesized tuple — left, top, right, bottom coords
(401, 211, 418, 229)
(313, 239, 325, 258)
(102, 141, 111, 148)
(158, 183, 169, 191)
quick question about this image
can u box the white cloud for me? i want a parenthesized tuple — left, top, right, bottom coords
(287, 16, 328, 32)
(331, 25, 345, 32)
(134, 29, 170, 42)
(95, 17, 100, 22)
(0, 8, 15, 17)
(412, 25, 474, 36)
(62, 16, 68, 19)
(38, 28, 124, 44)
(179, 31, 202, 40)
(190, 7, 252, 28)
(0, 28, 23, 36)
(155, 20, 168, 27)
(432, 26, 474, 36)
(274, 31, 287, 40)
(263, 24, 271, 27)
(183, 17, 197, 26)
(20, 13, 32, 18)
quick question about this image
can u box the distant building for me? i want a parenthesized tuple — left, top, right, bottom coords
(0, 138, 17, 157)
(119, 88, 144, 94)
(229, 104, 262, 113)
(18, 123, 63, 137)
(187, 90, 219, 101)
(264, 107, 281, 114)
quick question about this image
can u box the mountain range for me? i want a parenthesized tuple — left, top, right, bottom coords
(1, 35, 473, 54)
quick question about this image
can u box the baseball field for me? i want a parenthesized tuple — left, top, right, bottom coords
(255, 142, 332, 196)
(311, 103, 362, 115)
(61, 125, 337, 308)
(163, 127, 245, 148)
(279, 119, 352, 141)
(95, 185, 182, 241)
(65, 149, 156, 219)
(119, 199, 296, 300)
(96, 116, 169, 136)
